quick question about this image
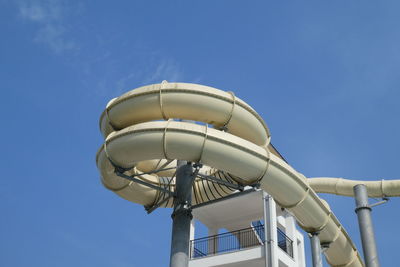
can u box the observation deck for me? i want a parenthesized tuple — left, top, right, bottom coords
(188, 189, 306, 267)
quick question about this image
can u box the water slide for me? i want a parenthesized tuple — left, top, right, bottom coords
(308, 178, 400, 198)
(96, 82, 400, 267)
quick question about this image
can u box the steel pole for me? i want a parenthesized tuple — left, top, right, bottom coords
(310, 232, 323, 267)
(354, 184, 380, 267)
(169, 161, 195, 267)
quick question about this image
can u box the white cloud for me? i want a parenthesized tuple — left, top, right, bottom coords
(18, 0, 63, 21)
(19, 3, 46, 21)
(14, 1, 186, 97)
(16, 0, 76, 53)
(34, 23, 76, 53)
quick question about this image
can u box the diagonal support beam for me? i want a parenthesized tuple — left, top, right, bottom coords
(115, 170, 175, 196)
(196, 173, 244, 191)
(128, 167, 177, 177)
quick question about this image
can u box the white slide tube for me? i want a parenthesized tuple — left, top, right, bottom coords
(95, 82, 396, 267)
(308, 177, 400, 197)
(99, 82, 271, 146)
(97, 121, 363, 267)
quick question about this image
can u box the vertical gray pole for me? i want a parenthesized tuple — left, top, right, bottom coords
(263, 192, 278, 267)
(310, 232, 323, 267)
(169, 161, 195, 267)
(354, 184, 380, 267)
(263, 193, 270, 267)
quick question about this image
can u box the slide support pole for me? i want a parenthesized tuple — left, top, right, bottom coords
(354, 184, 380, 267)
(310, 232, 323, 267)
(169, 161, 195, 267)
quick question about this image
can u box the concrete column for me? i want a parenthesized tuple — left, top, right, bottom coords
(285, 213, 298, 265)
(310, 233, 322, 267)
(354, 184, 380, 267)
(263, 192, 278, 267)
(169, 161, 195, 267)
(297, 233, 306, 267)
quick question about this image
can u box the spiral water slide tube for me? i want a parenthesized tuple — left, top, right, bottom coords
(97, 82, 400, 267)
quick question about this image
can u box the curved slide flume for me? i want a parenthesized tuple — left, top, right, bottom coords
(309, 177, 400, 197)
(96, 82, 397, 267)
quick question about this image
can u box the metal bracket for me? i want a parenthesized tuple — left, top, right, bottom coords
(146, 195, 174, 214)
(369, 197, 389, 208)
(171, 206, 193, 219)
(321, 242, 331, 253)
(193, 162, 202, 171)
(250, 183, 261, 189)
(354, 204, 372, 213)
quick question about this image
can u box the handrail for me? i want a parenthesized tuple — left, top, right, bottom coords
(278, 228, 294, 257)
(190, 224, 293, 259)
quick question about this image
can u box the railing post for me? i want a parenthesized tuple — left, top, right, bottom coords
(208, 228, 218, 255)
(238, 229, 241, 249)
(213, 236, 217, 255)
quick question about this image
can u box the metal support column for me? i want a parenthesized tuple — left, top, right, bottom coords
(310, 232, 323, 267)
(354, 184, 380, 267)
(169, 161, 195, 267)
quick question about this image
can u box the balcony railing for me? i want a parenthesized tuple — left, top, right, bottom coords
(277, 228, 293, 257)
(190, 224, 293, 259)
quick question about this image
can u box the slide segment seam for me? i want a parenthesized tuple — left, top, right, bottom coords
(162, 119, 173, 160)
(221, 91, 236, 129)
(105, 106, 118, 131)
(381, 179, 386, 197)
(159, 81, 168, 120)
(198, 124, 208, 162)
(280, 188, 310, 209)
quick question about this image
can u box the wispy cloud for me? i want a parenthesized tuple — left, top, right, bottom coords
(18, 0, 61, 21)
(13, 1, 187, 98)
(17, 0, 77, 53)
(34, 23, 75, 52)
(111, 57, 185, 96)
(141, 58, 184, 85)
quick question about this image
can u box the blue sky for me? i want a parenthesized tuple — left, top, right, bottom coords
(1, 1, 399, 266)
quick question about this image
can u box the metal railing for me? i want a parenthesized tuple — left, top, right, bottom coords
(190, 224, 293, 259)
(278, 228, 293, 257)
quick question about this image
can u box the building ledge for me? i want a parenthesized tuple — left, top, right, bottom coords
(189, 246, 264, 267)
